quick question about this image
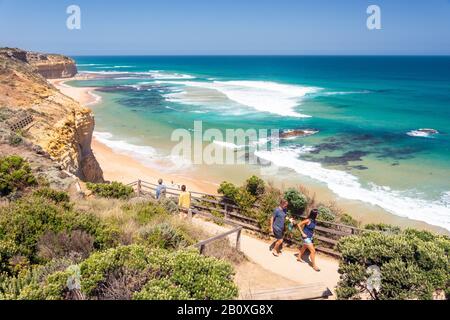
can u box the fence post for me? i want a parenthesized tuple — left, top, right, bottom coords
(224, 204, 229, 219)
(236, 229, 242, 252)
(137, 180, 142, 197)
(199, 244, 205, 255)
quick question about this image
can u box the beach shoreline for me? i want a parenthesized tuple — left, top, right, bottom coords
(50, 77, 450, 236)
(49, 77, 221, 195)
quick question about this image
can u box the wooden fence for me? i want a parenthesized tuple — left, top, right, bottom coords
(126, 180, 366, 257)
(193, 225, 243, 254)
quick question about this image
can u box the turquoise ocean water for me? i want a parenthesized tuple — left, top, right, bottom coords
(70, 56, 450, 230)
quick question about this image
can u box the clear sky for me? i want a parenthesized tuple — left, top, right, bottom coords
(1, 0, 449, 55)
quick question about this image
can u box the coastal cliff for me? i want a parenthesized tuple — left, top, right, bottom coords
(0, 47, 78, 79)
(0, 48, 103, 182)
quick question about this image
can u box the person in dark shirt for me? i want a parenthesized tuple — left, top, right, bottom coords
(297, 209, 320, 271)
(269, 199, 289, 257)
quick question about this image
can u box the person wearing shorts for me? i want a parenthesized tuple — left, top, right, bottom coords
(297, 209, 320, 272)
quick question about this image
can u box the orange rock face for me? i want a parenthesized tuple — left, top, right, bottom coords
(0, 48, 103, 182)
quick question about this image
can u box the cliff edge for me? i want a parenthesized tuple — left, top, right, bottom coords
(0, 48, 104, 182)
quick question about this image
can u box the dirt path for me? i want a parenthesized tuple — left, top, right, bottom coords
(191, 218, 340, 299)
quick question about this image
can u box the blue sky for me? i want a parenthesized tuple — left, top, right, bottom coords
(1, 0, 449, 55)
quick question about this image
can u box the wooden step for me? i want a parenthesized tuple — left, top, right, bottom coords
(251, 283, 333, 300)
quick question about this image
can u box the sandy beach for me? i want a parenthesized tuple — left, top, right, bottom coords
(49, 77, 220, 194)
(50, 77, 450, 235)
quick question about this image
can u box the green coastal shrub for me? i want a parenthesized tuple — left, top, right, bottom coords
(134, 278, 191, 300)
(284, 188, 307, 216)
(233, 189, 256, 216)
(0, 258, 74, 300)
(0, 155, 37, 197)
(218, 181, 256, 217)
(138, 223, 194, 250)
(79, 245, 238, 300)
(86, 181, 134, 199)
(339, 214, 359, 227)
(317, 206, 336, 222)
(244, 175, 265, 197)
(217, 181, 239, 201)
(256, 187, 281, 233)
(336, 230, 450, 300)
(0, 195, 119, 274)
(158, 198, 180, 215)
(121, 201, 169, 225)
(8, 134, 23, 146)
(33, 188, 70, 205)
(364, 223, 401, 234)
(166, 249, 238, 300)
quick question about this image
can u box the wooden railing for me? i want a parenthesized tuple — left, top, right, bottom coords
(194, 226, 243, 254)
(126, 180, 366, 257)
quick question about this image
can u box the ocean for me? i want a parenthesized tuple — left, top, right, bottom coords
(69, 56, 450, 231)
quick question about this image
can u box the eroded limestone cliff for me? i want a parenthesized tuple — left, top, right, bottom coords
(1, 47, 78, 79)
(0, 48, 103, 182)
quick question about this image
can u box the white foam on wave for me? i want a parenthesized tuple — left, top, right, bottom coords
(320, 90, 371, 96)
(80, 70, 195, 80)
(86, 91, 102, 106)
(94, 66, 135, 69)
(148, 70, 195, 80)
(94, 132, 157, 161)
(157, 80, 320, 118)
(81, 71, 131, 75)
(441, 191, 450, 206)
(213, 140, 247, 151)
(93, 132, 192, 172)
(77, 64, 104, 67)
(255, 146, 450, 231)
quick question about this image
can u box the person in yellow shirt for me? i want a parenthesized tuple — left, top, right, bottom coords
(178, 185, 192, 218)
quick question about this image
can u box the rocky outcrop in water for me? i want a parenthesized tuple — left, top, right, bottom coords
(280, 129, 319, 139)
(0, 48, 103, 182)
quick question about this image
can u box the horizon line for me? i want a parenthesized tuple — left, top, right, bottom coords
(68, 53, 450, 57)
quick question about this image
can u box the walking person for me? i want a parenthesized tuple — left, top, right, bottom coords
(178, 185, 192, 218)
(297, 209, 320, 272)
(269, 199, 289, 257)
(155, 179, 166, 200)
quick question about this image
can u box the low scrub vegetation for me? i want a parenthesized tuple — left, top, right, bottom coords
(0, 194, 119, 274)
(86, 181, 134, 199)
(336, 228, 450, 300)
(0, 156, 240, 300)
(0, 155, 37, 197)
